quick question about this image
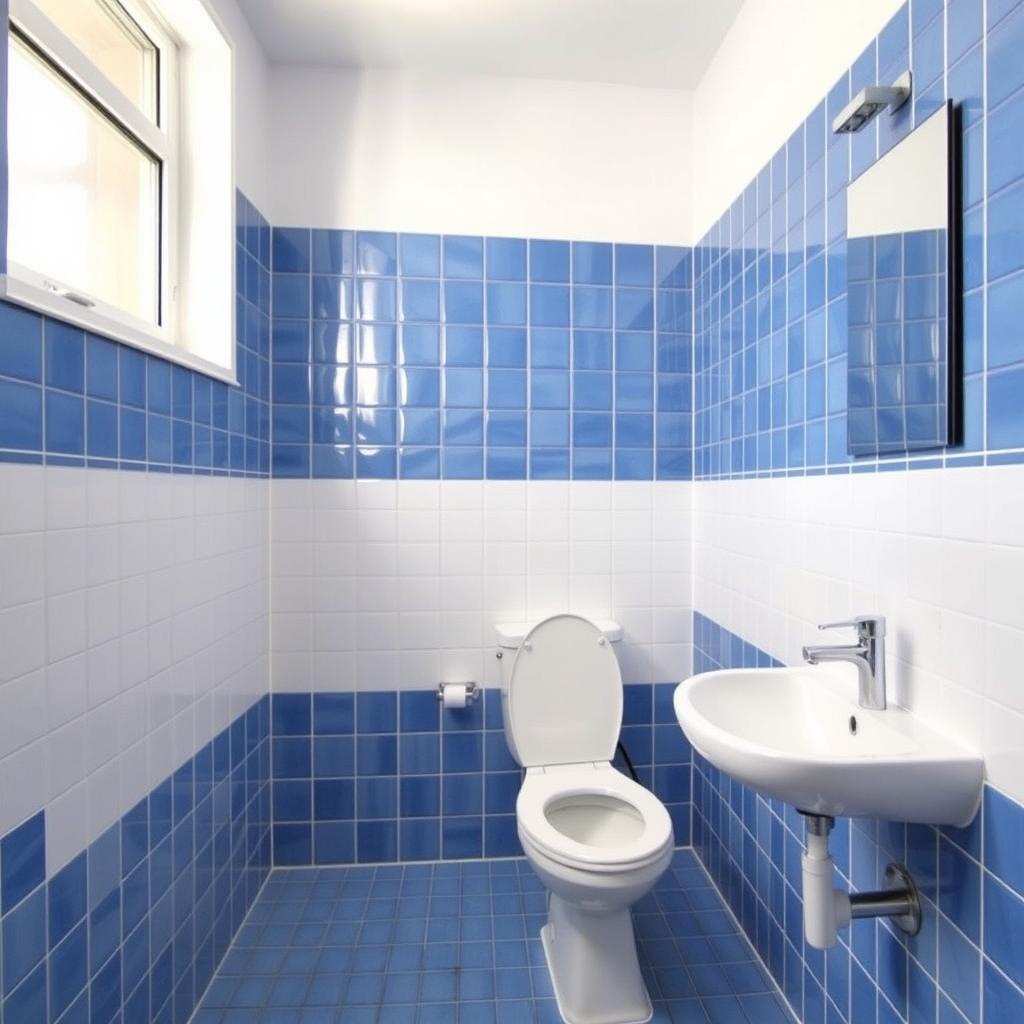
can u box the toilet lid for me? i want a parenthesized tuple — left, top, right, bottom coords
(505, 614, 622, 767)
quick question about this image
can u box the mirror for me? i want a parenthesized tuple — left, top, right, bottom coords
(845, 101, 960, 457)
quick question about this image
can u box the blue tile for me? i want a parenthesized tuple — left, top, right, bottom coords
(2, 885, 45, 994)
(400, 691, 440, 732)
(399, 233, 440, 277)
(529, 240, 570, 283)
(400, 324, 440, 366)
(486, 283, 527, 326)
(444, 236, 484, 279)
(314, 693, 355, 735)
(313, 229, 354, 275)
(314, 779, 355, 820)
(487, 370, 526, 409)
(530, 328, 570, 369)
(938, 915, 979, 1020)
(488, 327, 527, 368)
(314, 735, 355, 778)
(615, 288, 654, 330)
(615, 244, 654, 287)
(400, 776, 441, 817)
(0, 304, 42, 382)
(0, 379, 42, 451)
(357, 323, 397, 364)
(984, 958, 1024, 1021)
(988, 367, 1024, 448)
(1, 811, 44, 913)
(357, 232, 398, 276)
(401, 279, 441, 323)
(486, 238, 527, 281)
(573, 285, 613, 328)
(49, 920, 87, 1019)
(357, 734, 398, 775)
(443, 817, 483, 859)
(988, 1, 1024, 109)
(315, 821, 355, 864)
(3, 960, 46, 1023)
(313, 276, 354, 320)
(443, 733, 483, 773)
(357, 820, 398, 862)
(572, 241, 613, 284)
(986, 873, 1024, 990)
(445, 282, 484, 324)
(273, 824, 313, 866)
(987, 85, 1024, 197)
(273, 694, 312, 736)
(985, 788, 1024, 898)
(48, 851, 87, 949)
(357, 278, 397, 322)
(44, 321, 84, 393)
(530, 285, 570, 328)
(357, 692, 397, 733)
(273, 227, 310, 273)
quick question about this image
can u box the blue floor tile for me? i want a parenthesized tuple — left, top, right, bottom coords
(198, 849, 788, 1022)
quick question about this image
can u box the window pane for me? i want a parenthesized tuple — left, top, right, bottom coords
(8, 35, 160, 324)
(31, 0, 157, 120)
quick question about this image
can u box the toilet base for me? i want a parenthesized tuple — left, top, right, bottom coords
(541, 894, 653, 1024)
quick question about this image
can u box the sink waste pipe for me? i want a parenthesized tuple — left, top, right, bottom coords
(801, 814, 922, 950)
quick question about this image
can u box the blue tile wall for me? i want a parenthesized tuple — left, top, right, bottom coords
(270, 686, 692, 867)
(0, 192, 271, 474)
(269, 231, 693, 480)
(692, 610, 1024, 1024)
(694, 0, 1024, 478)
(0, 696, 271, 1024)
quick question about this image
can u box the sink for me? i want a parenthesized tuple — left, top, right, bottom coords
(674, 666, 983, 826)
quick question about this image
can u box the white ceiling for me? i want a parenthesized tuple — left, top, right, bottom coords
(236, 0, 744, 90)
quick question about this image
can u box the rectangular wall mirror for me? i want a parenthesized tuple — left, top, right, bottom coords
(846, 101, 960, 457)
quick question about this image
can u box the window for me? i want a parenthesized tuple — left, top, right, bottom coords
(4, 0, 236, 379)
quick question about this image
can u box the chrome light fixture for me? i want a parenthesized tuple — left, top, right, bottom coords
(832, 71, 912, 133)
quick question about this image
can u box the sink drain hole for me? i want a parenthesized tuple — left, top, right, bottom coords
(849, 715, 858, 735)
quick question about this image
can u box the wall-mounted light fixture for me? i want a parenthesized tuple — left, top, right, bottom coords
(832, 71, 912, 133)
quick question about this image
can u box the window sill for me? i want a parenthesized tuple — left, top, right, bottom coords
(0, 274, 238, 386)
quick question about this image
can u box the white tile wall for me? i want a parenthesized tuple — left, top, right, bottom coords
(693, 465, 1024, 804)
(270, 480, 693, 696)
(0, 464, 270, 874)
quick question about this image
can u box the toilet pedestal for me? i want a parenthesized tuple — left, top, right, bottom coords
(541, 893, 652, 1024)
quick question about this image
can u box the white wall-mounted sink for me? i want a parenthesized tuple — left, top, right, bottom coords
(674, 666, 983, 826)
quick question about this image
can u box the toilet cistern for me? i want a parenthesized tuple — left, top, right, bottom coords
(802, 613, 887, 710)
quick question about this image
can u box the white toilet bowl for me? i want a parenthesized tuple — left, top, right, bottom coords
(495, 614, 676, 1024)
(518, 763, 674, 1024)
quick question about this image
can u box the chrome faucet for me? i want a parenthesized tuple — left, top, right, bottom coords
(802, 615, 887, 710)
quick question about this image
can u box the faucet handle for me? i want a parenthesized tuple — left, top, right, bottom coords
(818, 614, 886, 638)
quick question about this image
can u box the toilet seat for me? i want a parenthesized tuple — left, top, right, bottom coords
(503, 614, 623, 768)
(517, 763, 673, 873)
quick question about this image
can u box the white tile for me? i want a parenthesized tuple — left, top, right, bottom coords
(0, 600, 46, 682)
(0, 532, 45, 609)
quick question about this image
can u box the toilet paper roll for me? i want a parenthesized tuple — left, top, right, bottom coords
(441, 683, 468, 709)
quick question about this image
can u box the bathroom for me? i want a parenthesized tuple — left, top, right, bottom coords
(0, 0, 1021, 1020)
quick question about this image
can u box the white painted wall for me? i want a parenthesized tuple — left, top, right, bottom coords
(690, 0, 905, 240)
(205, 0, 270, 211)
(267, 67, 692, 244)
(693, 468, 1024, 805)
(271, 480, 692, 696)
(0, 465, 269, 874)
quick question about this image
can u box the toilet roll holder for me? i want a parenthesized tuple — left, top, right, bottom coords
(436, 681, 480, 703)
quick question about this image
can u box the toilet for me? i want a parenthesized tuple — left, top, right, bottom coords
(495, 614, 674, 1024)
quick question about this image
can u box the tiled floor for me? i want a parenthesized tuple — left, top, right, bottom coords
(193, 849, 793, 1023)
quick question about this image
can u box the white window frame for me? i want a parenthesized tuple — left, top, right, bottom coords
(2, 0, 237, 383)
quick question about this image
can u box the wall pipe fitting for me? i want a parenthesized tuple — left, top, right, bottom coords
(800, 813, 922, 950)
